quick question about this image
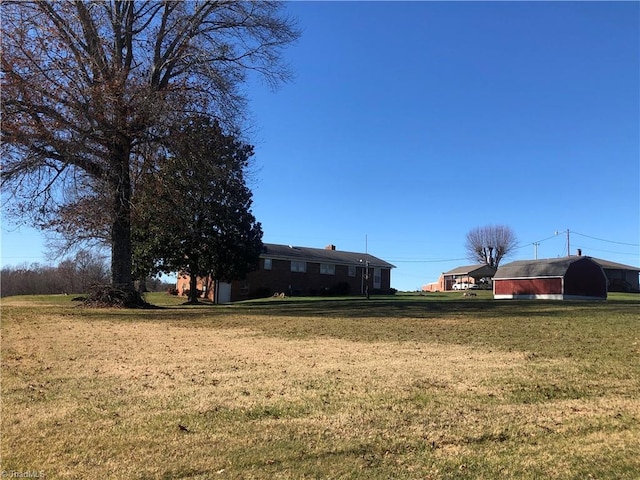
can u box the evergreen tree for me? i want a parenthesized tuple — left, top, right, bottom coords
(133, 117, 263, 304)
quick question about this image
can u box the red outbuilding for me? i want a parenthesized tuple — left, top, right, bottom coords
(493, 256, 607, 301)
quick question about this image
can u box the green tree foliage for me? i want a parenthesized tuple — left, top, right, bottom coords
(133, 117, 263, 304)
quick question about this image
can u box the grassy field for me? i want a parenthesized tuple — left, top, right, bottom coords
(1, 292, 639, 479)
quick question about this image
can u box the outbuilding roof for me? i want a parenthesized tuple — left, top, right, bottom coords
(591, 257, 640, 272)
(444, 264, 497, 277)
(494, 256, 599, 279)
(261, 243, 395, 269)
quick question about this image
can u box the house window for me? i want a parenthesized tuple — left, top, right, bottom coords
(320, 264, 335, 275)
(291, 261, 306, 273)
(348, 266, 357, 277)
(264, 258, 272, 270)
(373, 268, 382, 289)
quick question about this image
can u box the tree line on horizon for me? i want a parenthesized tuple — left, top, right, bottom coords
(1, 250, 105, 298)
(0, 250, 178, 298)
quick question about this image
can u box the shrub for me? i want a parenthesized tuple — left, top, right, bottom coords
(82, 285, 149, 308)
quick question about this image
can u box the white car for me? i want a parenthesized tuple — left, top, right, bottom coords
(452, 282, 471, 290)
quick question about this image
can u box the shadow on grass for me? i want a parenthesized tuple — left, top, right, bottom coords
(222, 295, 640, 320)
(66, 292, 638, 324)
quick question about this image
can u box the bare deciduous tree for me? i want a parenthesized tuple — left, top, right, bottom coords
(0, 250, 109, 297)
(1, 1, 299, 295)
(465, 225, 518, 268)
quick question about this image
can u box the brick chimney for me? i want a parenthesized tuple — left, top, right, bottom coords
(577, 248, 582, 256)
(325, 244, 336, 251)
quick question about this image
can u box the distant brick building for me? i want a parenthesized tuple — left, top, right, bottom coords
(177, 243, 395, 303)
(422, 264, 496, 292)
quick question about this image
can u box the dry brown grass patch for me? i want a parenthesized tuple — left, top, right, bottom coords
(2, 298, 639, 479)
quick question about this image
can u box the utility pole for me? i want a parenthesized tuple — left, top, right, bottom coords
(365, 260, 370, 299)
(360, 235, 371, 299)
(365, 234, 370, 299)
(555, 229, 571, 257)
(533, 242, 539, 260)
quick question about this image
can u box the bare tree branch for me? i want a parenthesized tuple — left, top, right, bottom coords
(1, 1, 299, 290)
(465, 225, 518, 268)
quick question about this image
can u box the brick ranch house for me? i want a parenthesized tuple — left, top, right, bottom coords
(176, 243, 396, 303)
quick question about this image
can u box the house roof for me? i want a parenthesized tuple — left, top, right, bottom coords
(494, 256, 600, 279)
(443, 264, 497, 277)
(590, 257, 640, 272)
(261, 243, 395, 269)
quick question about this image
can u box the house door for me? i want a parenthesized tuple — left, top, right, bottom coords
(215, 282, 232, 304)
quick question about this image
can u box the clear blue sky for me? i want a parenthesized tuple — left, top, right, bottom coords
(2, 1, 639, 291)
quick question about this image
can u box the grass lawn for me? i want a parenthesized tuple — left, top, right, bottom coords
(1, 292, 639, 479)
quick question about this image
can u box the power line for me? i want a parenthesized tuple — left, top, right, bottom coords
(572, 244, 639, 257)
(572, 231, 640, 247)
(389, 257, 467, 264)
(532, 233, 561, 245)
(518, 230, 639, 254)
(514, 233, 558, 251)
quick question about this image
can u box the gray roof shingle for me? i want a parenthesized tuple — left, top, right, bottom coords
(444, 264, 497, 276)
(590, 257, 640, 272)
(494, 257, 592, 279)
(261, 243, 395, 269)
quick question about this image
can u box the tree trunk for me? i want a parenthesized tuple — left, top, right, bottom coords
(110, 141, 133, 290)
(188, 270, 199, 304)
(137, 277, 148, 293)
